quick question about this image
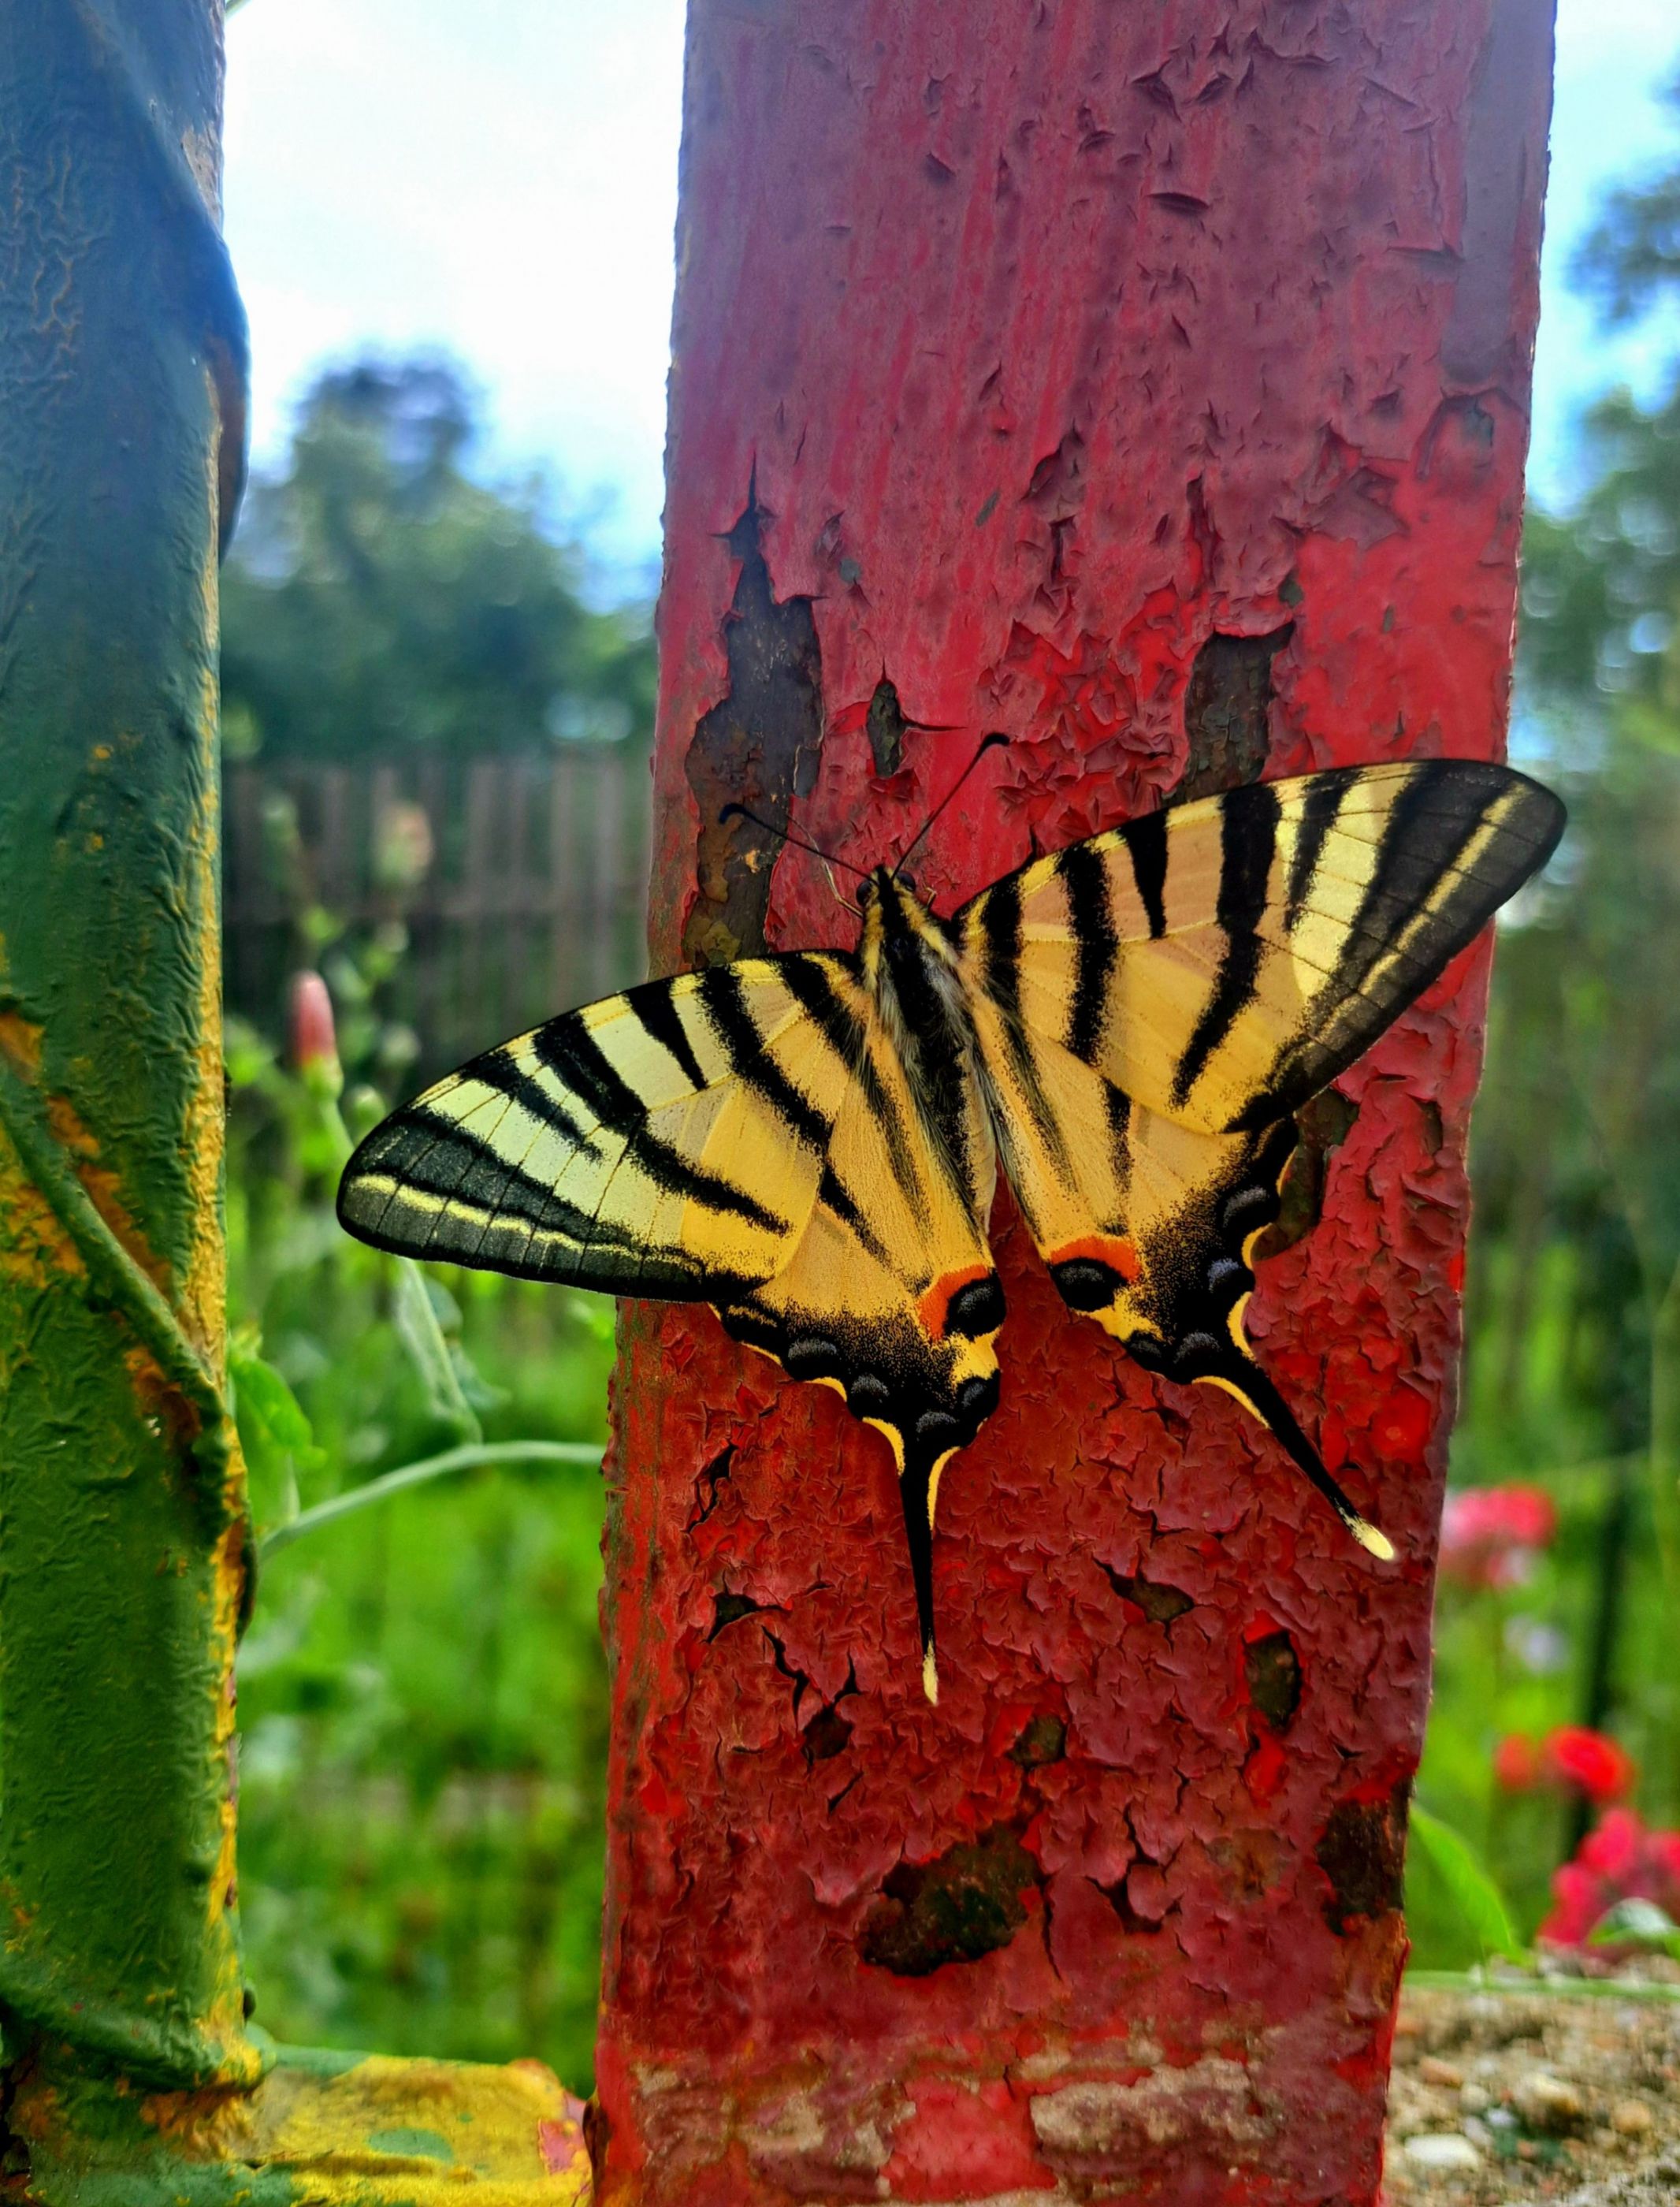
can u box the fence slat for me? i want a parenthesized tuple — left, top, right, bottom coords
(223, 748, 650, 1080)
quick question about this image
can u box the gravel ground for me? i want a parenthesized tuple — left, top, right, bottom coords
(1385, 1986, 1680, 2204)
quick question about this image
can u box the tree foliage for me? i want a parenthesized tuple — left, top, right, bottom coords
(1488, 64, 1680, 1342)
(1572, 67, 1680, 332)
(1409, 62, 1680, 1961)
(221, 358, 656, 761)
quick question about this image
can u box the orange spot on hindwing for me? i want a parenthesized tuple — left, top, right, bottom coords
(1046, 1234, 1141, 1282)
(916, 1265, 1000, 1341)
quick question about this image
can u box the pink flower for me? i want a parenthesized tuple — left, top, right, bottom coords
(1541, 1810, 1680, 1949)
(288, 971, 340, 1081)
(1440, 1485, 1558, 1588)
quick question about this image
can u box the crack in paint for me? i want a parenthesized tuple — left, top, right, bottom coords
(1254, 1088, 1360, 1261)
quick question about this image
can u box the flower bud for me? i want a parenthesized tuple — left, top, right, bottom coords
(288, 970, 342, 1094)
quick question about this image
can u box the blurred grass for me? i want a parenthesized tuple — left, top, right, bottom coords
(226, 1015, 615, 2090)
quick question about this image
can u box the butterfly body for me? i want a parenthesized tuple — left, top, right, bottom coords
(339, 759, 1564, 1698)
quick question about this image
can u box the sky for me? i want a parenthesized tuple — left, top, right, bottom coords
(223, 0, 1678, 582)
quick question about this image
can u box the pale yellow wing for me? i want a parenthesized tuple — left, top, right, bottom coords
(338, 958, 854, 1297)
(953, 759, 1564, 1554)
(974, 759, 1564, 1135)
(340, 951, 1004, 1695)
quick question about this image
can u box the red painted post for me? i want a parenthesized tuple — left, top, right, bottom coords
(597, 4, 1554, 2201)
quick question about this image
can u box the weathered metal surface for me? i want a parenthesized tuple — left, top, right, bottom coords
(598, 1, 1555, 2201)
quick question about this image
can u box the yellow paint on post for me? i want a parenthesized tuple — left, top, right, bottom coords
(145, 2052, 593, 2203)
(0, 1139, 87, 1289)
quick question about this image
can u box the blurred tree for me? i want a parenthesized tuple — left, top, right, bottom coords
(1572, 64, 1680, 336)
(1522, 63, 1678, 711)
(221, 355, 656, 760)
(1454, 58, 1680, 1833)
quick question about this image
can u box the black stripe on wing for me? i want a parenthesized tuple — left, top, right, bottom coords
(1169, 780, 1281, 1111)
(695, 965, 833, 1153)
(779, 953, 923, 1202)
(1228, 761, 1565, 1132)
(697, 958, 896, 1264)
(463, 1049, 596, 1150)
(1061, 838, 1120, 1064)
(1124, 807, 1170, 939)
(630, 983, 709, 1092)
(1104, 1081, 1134, 1193)
(533, 1013, 788, 1234)
(1328, 767, 1488, 999)
(879, 927, 983, 1206)
(815, 1163, 894, 1267)
(1284, 772, 1349, 931)
(979, 871, 1072, 1177)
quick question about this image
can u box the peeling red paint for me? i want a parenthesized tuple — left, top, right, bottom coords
(597, 2, 1554, 2201)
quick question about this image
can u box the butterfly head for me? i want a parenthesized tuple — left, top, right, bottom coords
(857, 865, 958, 996)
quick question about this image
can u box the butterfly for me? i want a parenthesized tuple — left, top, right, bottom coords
(337, 756, 1563, 1701)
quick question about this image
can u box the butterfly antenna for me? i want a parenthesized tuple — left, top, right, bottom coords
(719, 802, 871, 880)
(891, 731, 1009, 883)
(820, 860, 862, 917)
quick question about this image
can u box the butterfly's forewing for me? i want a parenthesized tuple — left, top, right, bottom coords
(1002, 761, 1564, 1135)
(955, 760, 1564, 1550)
(339, 951, 1003, 1695)
(337, 959, 849, 1296)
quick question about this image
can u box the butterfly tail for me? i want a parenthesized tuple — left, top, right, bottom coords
(898, 1438, 957, 1704)
(1201, 1357, 1396, 1563)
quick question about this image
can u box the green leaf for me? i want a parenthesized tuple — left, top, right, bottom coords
(1409, 1803, 1529, 1965)
(1589, 1897, 1680, 1958)
(228, 1330, 325, 1529)
(391, 1258, 482, 1443)
(229, 1342, 315, 1458)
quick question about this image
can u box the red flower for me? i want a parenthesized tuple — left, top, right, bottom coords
(288, 971, 340, 1079)
(1439, 1484, 1558, 1588)
(1492, 1733, 1542, 1791)
(1541, 1726, 1636, 1803)
(1541, 1809, 1680, 1950)
(1493, 1727, 1634, 1802)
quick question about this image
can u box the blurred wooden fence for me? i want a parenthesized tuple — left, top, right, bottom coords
(224, 748, 652, 1078)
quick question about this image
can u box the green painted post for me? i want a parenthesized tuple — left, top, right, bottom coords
(0, 0, 257, 2115)
(0, 10, 596, 2198)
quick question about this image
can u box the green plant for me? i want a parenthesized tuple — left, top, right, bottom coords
(225, 947, 615, 2090)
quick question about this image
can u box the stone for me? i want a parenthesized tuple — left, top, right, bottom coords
(1609, 2099, 1654, 2138)
(1511, 2069, 1587, 2134)
(1403, 2132, 1482, 2170)
(1420, 2057, 1466, 2089)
